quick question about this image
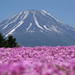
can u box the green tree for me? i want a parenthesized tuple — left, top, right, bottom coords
(0, 33, 5, 47)
(0, 33, 20, 48)
(6, 35, 18, 48)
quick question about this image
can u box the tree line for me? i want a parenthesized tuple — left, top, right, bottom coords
(0, 33, 20, 48)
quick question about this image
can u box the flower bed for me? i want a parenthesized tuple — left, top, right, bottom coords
(0, 46, 75, 75)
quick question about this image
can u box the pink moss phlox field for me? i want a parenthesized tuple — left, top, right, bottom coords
(0, 46, 75, 75)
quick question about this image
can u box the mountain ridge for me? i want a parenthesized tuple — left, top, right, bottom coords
(0, 10, 75, 46)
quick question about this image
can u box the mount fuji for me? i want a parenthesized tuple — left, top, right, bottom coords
(0, 10, 75, 46)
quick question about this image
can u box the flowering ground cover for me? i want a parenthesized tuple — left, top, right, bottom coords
(0, 46, 75, 75)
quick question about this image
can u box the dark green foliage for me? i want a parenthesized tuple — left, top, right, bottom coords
(6, 35, 18, 47)
(0, 33, 5, 47)
(0, 33, 19, 48)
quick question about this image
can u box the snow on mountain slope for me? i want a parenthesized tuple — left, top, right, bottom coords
(33, 13, 44, 30)
(5, 20, 24, 37)
(0, 10, 63, 34)
(0, 10, 75, 46)
(26, 23, 32, 31)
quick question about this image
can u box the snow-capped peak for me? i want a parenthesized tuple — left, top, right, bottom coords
(0, 10, 67, 37)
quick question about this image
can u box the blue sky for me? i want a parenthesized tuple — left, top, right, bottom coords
(0, 0, 75, 27)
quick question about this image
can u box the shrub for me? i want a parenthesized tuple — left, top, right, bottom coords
(0, 33, 19, 48)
